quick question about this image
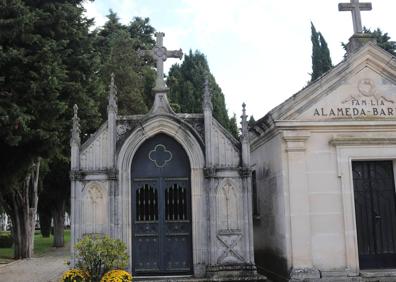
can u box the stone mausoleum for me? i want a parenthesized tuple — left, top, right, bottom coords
(251, 1, 396, 281)
(71, 1, 396, 281)
(70, 33, 261, 281)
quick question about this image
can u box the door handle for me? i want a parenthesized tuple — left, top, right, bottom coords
(375, 215, 382, 220)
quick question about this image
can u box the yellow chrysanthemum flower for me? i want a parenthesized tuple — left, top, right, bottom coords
(100, 269, 133, 282)
(61, 269, 89, 282)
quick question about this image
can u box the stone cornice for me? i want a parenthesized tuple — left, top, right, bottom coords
(329, 136, 396, 146)
(70, 169, 118, 181)
(282, 131, 310, 152)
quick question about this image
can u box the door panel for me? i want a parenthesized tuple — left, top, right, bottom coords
(164, 179, 192, 272)
(132, 180, 160, 273)
(353, 161, 396, 269)
(131, 134, 192, 275)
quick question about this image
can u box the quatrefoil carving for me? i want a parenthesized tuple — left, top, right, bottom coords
(148, 144, 172, 168)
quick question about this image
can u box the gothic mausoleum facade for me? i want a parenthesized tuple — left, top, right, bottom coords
(70, 33, 262, 281)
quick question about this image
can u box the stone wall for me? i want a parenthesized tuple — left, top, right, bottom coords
(251, 133, 289, 279)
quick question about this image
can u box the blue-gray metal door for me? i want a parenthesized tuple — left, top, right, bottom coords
(131, 134, 192, 275)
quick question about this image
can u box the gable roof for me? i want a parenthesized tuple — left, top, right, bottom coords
(251, 42, 396, 136)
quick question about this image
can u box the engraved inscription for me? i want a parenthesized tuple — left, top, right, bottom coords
(312, 79, 395, 118)
(313, 98, 396, 118)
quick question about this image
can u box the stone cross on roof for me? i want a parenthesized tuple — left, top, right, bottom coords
(338, 0, 372, 34)
(140, 32, 183, 92)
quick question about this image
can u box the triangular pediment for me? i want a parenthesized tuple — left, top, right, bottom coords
(299, 66, 396, 120)
(268, 43, 396, 122)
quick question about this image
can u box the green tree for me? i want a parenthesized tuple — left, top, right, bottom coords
(248, 115, 256, 128)
(363, 27, 396, 55)
(311, 22, 333, 81)
(36, 0, 103, 248)
(40, 157, 71, 247)
(167, 50, 238, 137)
(341, 27, 396, 57)
(95, 12, 156, 116)
(0, 0, 103, 257)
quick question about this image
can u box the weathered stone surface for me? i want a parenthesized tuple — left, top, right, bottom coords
(71, 52, 258, 280)
(251, 42, 396, 281)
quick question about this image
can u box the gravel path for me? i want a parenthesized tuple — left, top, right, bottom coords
(0, 244, 70, 282)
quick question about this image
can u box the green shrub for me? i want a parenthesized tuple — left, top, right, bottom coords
(75, 235, 129, 282)
(0, 233, 13, 248)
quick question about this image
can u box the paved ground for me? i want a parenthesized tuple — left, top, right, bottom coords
(0, 243, 70, 282)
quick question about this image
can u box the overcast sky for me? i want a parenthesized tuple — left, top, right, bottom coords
(84, 0, 396, 121)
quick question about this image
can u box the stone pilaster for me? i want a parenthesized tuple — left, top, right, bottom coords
(107, 73, 117, 169)
(240, 102, 250, 168)
(282, 131, 320, 280)
(202, 78, 216, 268)
(70, 104, 80, 171)
(240, 103, 255, 264)
(107, 74, 119, 238)
(203, 78, 214, 168)
(70, 104, 80, 265)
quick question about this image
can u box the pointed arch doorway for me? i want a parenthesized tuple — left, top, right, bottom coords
(131, 133, 193, 276)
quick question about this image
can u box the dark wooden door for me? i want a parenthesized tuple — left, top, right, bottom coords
(131, 134, 192, 275)
(352, 161, 396, 269)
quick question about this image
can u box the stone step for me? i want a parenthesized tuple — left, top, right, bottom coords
(133, 274, 269, 282)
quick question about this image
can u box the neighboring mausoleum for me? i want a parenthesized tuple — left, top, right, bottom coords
(251, 1, 396, 281)
(70, 33, 262, 281)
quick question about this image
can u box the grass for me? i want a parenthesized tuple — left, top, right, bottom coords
(0, 229, 71, 264)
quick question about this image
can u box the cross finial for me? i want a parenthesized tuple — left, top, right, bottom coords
(338, 0, 372, 34)
(108, 73, 117, 113)
(139, 32, 183, 92)
(71, 104, 80, 146)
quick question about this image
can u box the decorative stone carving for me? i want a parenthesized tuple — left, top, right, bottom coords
(70, 104, 81, 146)
(148, 144, 172, 168)
(217, 182, 239, 230)
(87, 184, 103, 203)
(116, 122, 131, 141)
(204, 167, 216, 178)
(182, 117, 205, 141)
(82, 182, 108, 235)
(202, 78, 213, 111)
(217, 229, 245, 264)
(107, 73, 118, 114)
(80, 129, 109, 170)
(342, 79, 394, 103)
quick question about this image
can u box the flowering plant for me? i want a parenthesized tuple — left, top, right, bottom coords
(61, 268, 89, 282)
(100, 270, 132, 282)
(75, 235, 129, 281)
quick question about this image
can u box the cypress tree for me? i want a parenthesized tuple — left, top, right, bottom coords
(95, 12, 156, 116)
(311, 22, 333, 81)
(167, 50, 238, 137)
